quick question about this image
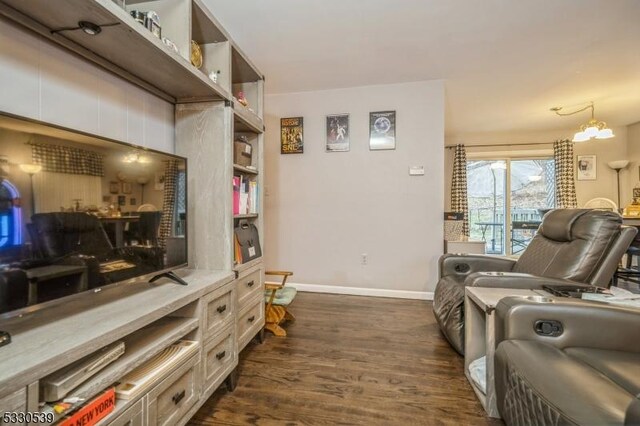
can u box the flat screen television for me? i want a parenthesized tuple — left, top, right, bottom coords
(0, 112, 187, 317)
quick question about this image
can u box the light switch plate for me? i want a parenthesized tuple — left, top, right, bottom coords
(409, 166, 425, 176)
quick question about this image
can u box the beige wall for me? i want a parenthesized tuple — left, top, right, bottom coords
(444, 126, 630, 210)
(264, 80, 445, 294)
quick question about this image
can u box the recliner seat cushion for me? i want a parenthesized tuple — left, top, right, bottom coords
(496, 340, 635, 426)
(432, 275, 466, 354)
(513, 209, 622, 283)
(564, 347, 640, 396)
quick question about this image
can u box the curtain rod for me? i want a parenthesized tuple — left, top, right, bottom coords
(445, 142, 555, 149)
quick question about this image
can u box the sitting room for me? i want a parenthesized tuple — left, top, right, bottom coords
(0, 0, 638, 425)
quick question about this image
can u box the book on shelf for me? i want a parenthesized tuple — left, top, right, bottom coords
(233, 176, 240, 215)
(233, 175, 258, 216)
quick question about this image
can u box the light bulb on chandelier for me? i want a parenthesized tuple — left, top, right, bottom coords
(550, 102, 614, 143)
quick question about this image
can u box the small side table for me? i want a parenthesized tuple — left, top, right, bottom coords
(464, 286, 550, 418)
(25, 265, 88, 305)
(444, 240, 486, 254)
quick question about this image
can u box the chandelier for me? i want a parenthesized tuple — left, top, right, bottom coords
(123, 150, 151, 164)
(550, 102, 614, 142)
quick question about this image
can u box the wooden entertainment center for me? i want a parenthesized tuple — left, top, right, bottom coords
(0, 0, 265, 424)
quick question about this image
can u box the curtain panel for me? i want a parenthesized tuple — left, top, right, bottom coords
(158, 160, 178, 249)
(31, 143, 104, 177)
(553, 139, 577, 208)
(451, 144, 469, 236)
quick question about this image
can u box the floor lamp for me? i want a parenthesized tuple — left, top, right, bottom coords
(607, 160, 629, 211)
(19, 163, 42, 215)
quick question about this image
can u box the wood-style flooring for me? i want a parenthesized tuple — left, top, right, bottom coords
(189, 292, 502, 425)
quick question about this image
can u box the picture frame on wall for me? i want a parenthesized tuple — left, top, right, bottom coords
(109, 181, 119, 194)
(577, 155, 597, 180)
(280, 117, 304, 154)
(369, 110, 396, 150)
(326, 114, 350, 152)
(122, 182, 132, 194)
(154, 171, 165, 190)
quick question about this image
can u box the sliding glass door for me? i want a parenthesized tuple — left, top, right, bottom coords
(467, 158, 555, 255)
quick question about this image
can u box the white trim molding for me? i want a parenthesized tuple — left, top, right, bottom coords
(288, 282, 434, 301)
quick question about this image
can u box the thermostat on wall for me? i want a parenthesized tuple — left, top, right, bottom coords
(409, 166, 425, 176)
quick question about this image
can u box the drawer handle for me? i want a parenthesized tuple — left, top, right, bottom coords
(172, 389, 186, 405)
(247, 280, 255, 287)
(216, 350, 226, 360)
(216, 304, 227, 314)
(248, 315, 255, 323)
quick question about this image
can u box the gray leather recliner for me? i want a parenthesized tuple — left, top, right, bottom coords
(494, 297, 640, 426)
(433, 209, 637, 355)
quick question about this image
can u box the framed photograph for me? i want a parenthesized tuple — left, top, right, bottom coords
(280, 117, 304, 154)
(102, 195, 112, 203)
(122, 182, 132, 194)
(369, 111, 396, 150)
(154, 171, 165, 190)
(326, 114, 350, 152)
(117, 195, 126, 206)
(577, 155, 597, 180)
(130, 198, 137, 206)
(109, 181, 119, 194)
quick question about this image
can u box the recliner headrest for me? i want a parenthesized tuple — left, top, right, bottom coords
(539, 209, 621, 242)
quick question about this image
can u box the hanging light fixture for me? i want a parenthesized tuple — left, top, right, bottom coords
(550, 102, 614, 142)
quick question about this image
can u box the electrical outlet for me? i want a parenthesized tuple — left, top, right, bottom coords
(361, 253, 368, 265)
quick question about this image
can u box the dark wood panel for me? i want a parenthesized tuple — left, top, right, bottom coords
(189, 293, 502, 425)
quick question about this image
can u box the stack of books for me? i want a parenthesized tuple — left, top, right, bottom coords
(233, 175, 258, 215)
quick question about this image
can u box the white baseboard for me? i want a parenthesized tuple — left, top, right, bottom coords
(288, 282, 434, 301)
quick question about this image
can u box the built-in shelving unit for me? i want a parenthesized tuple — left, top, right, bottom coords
(233, 164, 258, 175)
(0, 0, 231, 102)
(234, 213, 258, 220)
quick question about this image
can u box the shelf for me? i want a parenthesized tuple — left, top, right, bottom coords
(231, 44, 262, 84)
(233, 104, 264, 133)
(233, 256, 263, 273)
(233, 164, 258, 175)
(0, 0, 231, 103)
(234, 214, 258, 220)
(63, 316, 198, 402)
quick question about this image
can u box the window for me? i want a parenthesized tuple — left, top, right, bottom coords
(467, 158, 555, 255)
(0, 179, 22, 249)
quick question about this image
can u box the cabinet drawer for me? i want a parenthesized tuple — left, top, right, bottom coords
(236, 269, 262, 308)
(0, 388, 26, 426)
(147, 355, 199, 426)
(107, 399, 144, 426)
(203, 283, 234, 339)
(203, 325, 236, 393)
(238, 296, 264, 349)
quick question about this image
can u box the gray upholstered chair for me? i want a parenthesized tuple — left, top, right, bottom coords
(433, 209, 637, 355)
(494, 297, 640, 426)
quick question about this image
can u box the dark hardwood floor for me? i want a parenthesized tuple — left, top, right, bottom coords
(189, 292, 502, 425)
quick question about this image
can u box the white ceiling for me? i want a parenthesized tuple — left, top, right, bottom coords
(202, 0, 640, 137)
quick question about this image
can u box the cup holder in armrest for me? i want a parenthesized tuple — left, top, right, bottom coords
(524, 295, 554, 303)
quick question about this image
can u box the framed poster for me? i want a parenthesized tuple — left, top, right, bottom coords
(577, 155, 597, 180)
(109, 182, 119, 194)
(326, 114, 350, 152)
(121, 182, 132, 194)
(280, 117, 304, 154)
(154, 171, 165, 190)
(369, 110, 396, 150)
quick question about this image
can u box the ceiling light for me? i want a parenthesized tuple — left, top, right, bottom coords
(123, 150, 151, 164)
(78, 21, 102, 36)
(551, 102, 614, 143)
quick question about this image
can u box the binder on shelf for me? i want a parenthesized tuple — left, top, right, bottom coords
(234, 220, 261, 263)
(233, 176, 241, 215)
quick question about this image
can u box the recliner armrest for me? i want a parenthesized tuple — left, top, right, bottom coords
(495, 297, 640, 353)
(466, 272, 590, 290)
(439, 253, 516, 279)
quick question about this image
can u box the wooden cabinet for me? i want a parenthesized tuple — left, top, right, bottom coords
(0, 388, 26, 425)
(236, 269, 262, 307)
(237, 295, 265, 351)
(108, 399, 144, 426)
(146, 355, 200, 426)
(202, 325, 236, 394)
(202, 282, 235, 339)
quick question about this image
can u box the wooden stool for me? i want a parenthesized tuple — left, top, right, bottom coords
(264, 270, 296, 337)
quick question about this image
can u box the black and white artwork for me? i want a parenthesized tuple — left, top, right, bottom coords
(326, 114, 350, 152)
(369, 110, 396, 150)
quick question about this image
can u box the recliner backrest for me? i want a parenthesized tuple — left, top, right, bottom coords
(31, 212, 113, 259)
(513, 209, 624, 284)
